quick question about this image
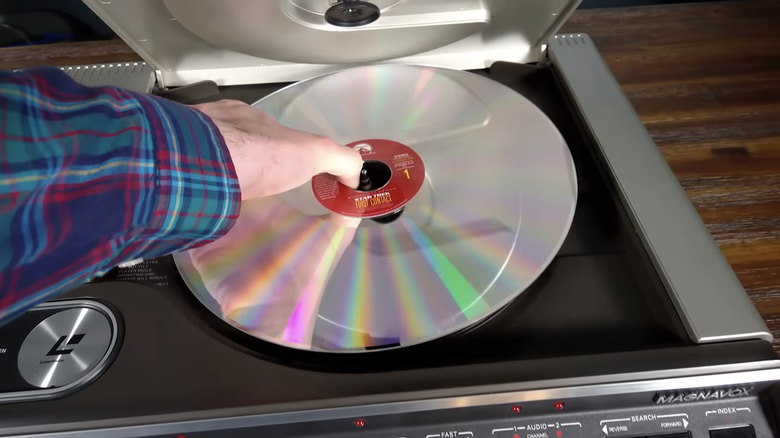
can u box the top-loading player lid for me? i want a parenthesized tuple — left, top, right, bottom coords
(81, 0, 580, 87)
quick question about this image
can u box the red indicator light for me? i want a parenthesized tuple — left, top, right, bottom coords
(554, 401, 565, 410)
(511, 405, 522, 413)
(513, 434, 520, 438)
(556, 430, 563, 437)
(354, 419, 366, 428)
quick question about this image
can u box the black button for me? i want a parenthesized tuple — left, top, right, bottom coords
(710, 426, 756, 438)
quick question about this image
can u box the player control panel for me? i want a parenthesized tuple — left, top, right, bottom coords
(145, 392, 777, 438)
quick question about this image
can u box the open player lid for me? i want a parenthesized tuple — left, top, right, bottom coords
(82, 0, 580, 87)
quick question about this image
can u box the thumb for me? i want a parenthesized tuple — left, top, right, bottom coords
(318, 143, 364, 189)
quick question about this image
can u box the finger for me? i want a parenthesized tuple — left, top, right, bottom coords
(317, 141, 364, 189)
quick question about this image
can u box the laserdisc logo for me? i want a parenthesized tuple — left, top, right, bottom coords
(46, 334, 85, 356)
(653, 386, 753, 404)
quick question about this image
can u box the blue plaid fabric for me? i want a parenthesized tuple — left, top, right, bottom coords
(0, 67, 240, 325)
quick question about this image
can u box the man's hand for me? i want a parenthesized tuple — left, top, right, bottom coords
(193, 99, 363, 200)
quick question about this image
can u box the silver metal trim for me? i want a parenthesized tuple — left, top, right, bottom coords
(4, 361, 780, 437)
(0, 300, 120, 404)
(546, 33, 772, 344)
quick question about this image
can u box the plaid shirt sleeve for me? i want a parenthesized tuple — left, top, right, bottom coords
(0, 67, 241, 325)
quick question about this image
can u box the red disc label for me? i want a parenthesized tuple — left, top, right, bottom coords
(312, 139, 425, 218)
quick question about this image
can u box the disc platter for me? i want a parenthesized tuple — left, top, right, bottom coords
(173, 65, 577, 353)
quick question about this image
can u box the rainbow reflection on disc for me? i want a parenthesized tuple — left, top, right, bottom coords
(173, 64, 577, 353)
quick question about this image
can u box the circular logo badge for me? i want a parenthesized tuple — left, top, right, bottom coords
(17, 308, 112, 388)
(312, 139, 425, 218)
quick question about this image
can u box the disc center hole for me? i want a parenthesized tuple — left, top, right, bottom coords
(357, 160, 392, 192)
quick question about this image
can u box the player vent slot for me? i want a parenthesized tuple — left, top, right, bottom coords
(59, 62, 155, 94)
(554, 34, 588, 46)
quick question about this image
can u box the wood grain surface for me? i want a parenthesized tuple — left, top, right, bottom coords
(1, 1, 779, 353)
